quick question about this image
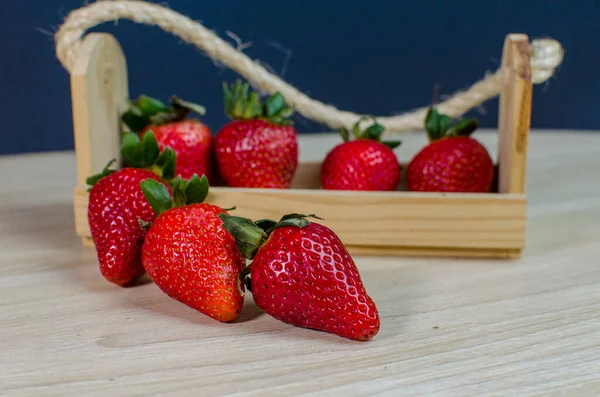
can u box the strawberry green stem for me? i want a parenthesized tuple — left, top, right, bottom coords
(218, 215, 267, 260)
(85, 159, 117, 189)
(218, 213, 323, 260)
(86, 131, 177, 189)
(223, 80, 295, 126)
(122, 95, 207, 133)
(140, 173, 210, 217)
(424, 107, 479, 142)
(120, 131, 177, 181)
(339, 116, 402, 149)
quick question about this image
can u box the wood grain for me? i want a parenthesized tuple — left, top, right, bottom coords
(1, 130, 600, 396)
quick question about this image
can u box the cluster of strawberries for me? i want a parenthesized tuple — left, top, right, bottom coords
(120, 80, 299, 189)
(87, 81, 381, 341)
(321, 108, 495, 193)
(119, 79, 494, 195)
(87, 80, 495, 341)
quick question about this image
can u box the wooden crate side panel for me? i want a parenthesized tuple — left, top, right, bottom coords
(205, 189, 527, 249)
(70, 33, 129, 186)
(75, 186, 527, 250)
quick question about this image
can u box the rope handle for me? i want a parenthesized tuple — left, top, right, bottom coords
(54, 0, 565, 134)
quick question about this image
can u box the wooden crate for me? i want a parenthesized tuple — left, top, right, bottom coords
(69, 33, 532, 259)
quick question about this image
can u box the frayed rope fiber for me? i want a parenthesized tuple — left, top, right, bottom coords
(54, 0, 565, 134)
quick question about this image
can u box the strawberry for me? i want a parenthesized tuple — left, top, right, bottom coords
(122, 95, 214, 182)
(87, 131, 176, 286)
(215, 80, 298, 188)
(406, 107, 495, 193)
(139, 175, 246, 322)
(321, 117, 402, 191)
(219, 213, 380, 341)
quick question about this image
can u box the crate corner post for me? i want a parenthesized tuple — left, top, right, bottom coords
(497, 33, 534, 258)
(68, 33, 129, 246)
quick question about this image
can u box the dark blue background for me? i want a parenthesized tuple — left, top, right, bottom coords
(1, 0, 598, 155)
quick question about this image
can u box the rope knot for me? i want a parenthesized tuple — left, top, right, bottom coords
(529, 38, 565, 84)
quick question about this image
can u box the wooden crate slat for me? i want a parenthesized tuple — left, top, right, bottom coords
(75, 182, 527, 250)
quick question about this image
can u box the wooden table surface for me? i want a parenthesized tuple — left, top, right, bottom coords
(1, 130, 599, 396)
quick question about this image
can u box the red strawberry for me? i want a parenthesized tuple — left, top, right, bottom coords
(87, 131, 176, 286)
(122, 95, 214, 182)
(215, 80, 298, 188)
(140, 175, 245, 322)
(321, 117, 402, 191)
(219, 213, 380, 341)
(406, 107, 495, 193)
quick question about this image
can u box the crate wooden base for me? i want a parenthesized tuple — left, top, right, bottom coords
(68, 32, 532, 259)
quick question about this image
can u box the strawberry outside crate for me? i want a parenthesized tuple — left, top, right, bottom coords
(66, 30, 534, 260)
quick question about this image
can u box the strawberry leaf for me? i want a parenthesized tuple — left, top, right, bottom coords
(171, 96, 206, 117)
(219, 213, 324, 259)
(86, 159, 117, 189)
(148, 111, 178, 125)
(123, 94, 206, 132)
(438, 114, 452, 135)
(364, 123, 385, 141)
(218, 214, 267, 260)
(278, 106, 295, 119)
(382, 140, 402, 149)
(141, 130, 160, 166)
(339, 127, 350, 142)
(154, 148, 176, 181)
(254, 219, 278, 232)
(278, 213, 323, 222)
(223, 80, 294, 125)
(351, 119, 364, 139)
(265, 92, 286, 117)
(446, 118, 478, 137)
(425, 107, 445, 141)
(121, 131, 176, 181)
(425, 107, 479, 141)
(136, 95, 169, 115)
(339, 116, 400, 148)
(121, 105, 149, 133)
(121, 132, 144, 167)
(170, 176, 188, 207)
(277, 217, 311, 228)
(140, 179, 173, 217)
(184, 174, 209, 204)
(244, 92, 262, 119)
(223, 82, 234, 116)
(168, 173, 209, 208)
(276, 213, 323, 229)
(122, 95, 169, 133)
